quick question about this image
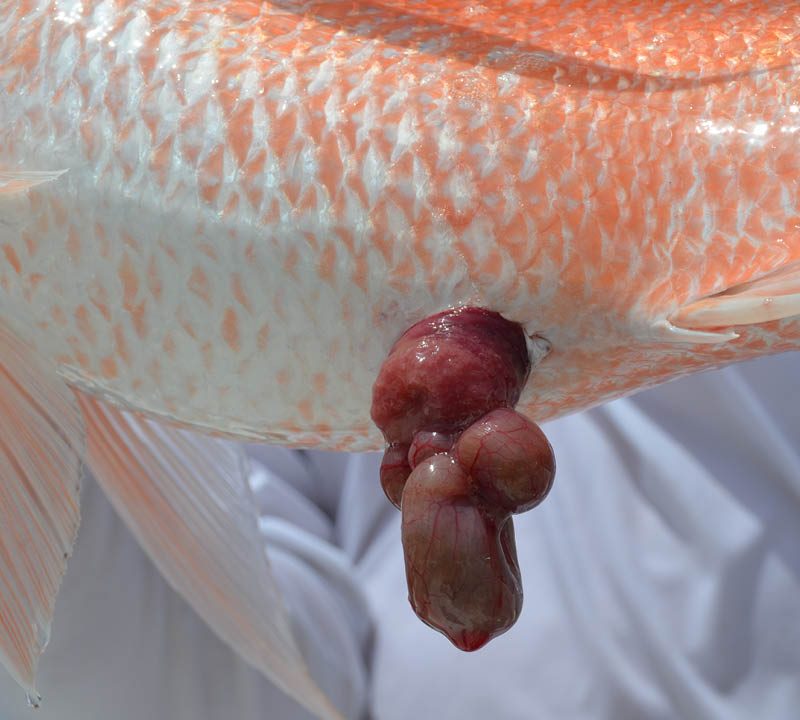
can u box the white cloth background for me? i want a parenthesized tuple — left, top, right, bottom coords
(0, 352, 797, 719)
(359, 351, 800, 720)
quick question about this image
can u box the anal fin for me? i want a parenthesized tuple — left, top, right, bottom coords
(671, 261, 800, 331)
(0, 318, 83, 700)
(76, 395, 342, 720)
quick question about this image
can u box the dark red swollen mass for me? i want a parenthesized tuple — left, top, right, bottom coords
(370, 307, 556, 651)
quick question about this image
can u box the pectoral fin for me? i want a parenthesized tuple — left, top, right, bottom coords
(0, 319, 84, 703)
(77, 395, 342, 720)
(671, 261, 800, 330)
(0, 170, 67, 194)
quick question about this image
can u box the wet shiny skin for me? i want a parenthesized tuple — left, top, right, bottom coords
(371, 308, 555, 649)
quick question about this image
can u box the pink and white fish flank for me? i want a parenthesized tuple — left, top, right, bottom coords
(1, 0, 799, 716)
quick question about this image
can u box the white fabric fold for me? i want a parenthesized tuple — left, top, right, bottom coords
(360, 352, 800, 720)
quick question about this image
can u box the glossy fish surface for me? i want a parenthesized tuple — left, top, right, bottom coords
(1, 0, 800, 450)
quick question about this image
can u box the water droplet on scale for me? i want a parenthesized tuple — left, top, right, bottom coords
(26, 692, 42, 709)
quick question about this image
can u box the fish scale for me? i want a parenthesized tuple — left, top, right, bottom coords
(1, 0, 799, 454)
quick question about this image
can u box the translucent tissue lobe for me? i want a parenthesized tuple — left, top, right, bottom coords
(371, 307, 530, 444)
(401, 456, 522, 652)
(408, 431, 456, 468)
(455, 408, 555, 514)
(371, 307, 554, 651)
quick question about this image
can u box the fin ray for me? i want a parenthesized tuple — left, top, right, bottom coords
(650, 318, 739, 344)
(672, 261, 800, 330)
(77, 395, 341, 720)
(0, 319, 83, 699)
(0, 170, 67, 194)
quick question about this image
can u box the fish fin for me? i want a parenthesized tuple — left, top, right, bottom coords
(672, 261, 800, 330)
(0, 319, 83, 702)
(0, 170, 67, 194)
(76, 395, 342, 720)
(650, 318, 739, 344)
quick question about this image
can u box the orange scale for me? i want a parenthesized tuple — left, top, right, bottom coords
(738, 162, 769, 202)
(230, 273, 252, 314)
(255, 197, 279, 227)
(87, 281, 111, 322)
(178, 98, 207, 136)
(242, 142, 266, 172)
(129, 301, 147, 340)
(270, 107, 299, 150)
(386, 254, 416, 289)
(256, 323, 270, 352)
(140, 107, 162, 147)
(222, 192, 241, 219)
(298, 184, 320, 215)
(187, 266, 212, 306)
(137, 46, 162, 85)
(774, 148, 800, 179)
(116, 253, 139, 308)
(276, 243, 298, 279)
(198, 145, 225, 204)
(221, 307, 241, 353)
(350, 251, 369, 294)
(227, 99, 255, 168)
(2, 245, 22, 275)
(197, 342, 213, 372)
(407, 231, 435, 278)
(21, 231, 39, 258)
(317, 242, 337, 283)
(642, 277, 678, 312)
(68, 347, 91, 372)
(335, 122, 362, 162)
(81, 114, 104, 163)
(370, 223, 396, 269)
(743, 210, 768, 242)
(703, 160, 737, 201)
(477, 246, 504, 282)
(297, 398, 314, 423)
(317, 141, 346, 200)
(112, 323, 131, 366)
(12, 34, 39, 73)
(50, 304, 68, 327)
(273, 175, 297, 208)
(226, 0, 261, 21)
(558, 250, 590, 299)
(781, 215, 800, 237)
(48, 196, 68, 227)
(103, 66, 132, 124)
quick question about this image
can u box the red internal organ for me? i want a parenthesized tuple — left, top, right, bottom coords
(408, 431, 455, 468)
(379, 443, 412, 509)
(371, 307, 530, 444)
(401, 456, 522, 652)
(456, 408, 555, 514)
(370, 307, 555, 651)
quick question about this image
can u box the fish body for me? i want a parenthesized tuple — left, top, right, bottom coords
(2, 0, 799, 451)
(1, 0, 800, 715)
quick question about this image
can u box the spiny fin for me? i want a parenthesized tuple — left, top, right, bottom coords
(650, 318, 739, 344)
(0, 170, 67, 194)
(672, 261, 800, 330)
(76, 395, 343, 720)
(0, 318, 83, 701)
